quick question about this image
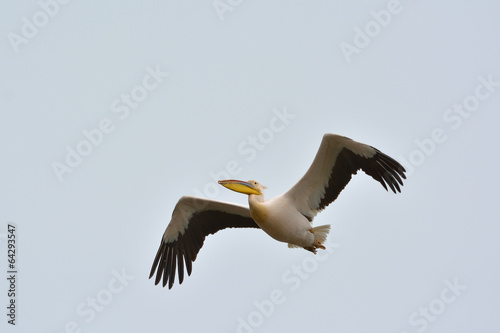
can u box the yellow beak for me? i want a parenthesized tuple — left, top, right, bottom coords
(218, 180, 262, 195)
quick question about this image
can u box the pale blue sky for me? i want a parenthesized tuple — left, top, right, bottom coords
(1, 1, 499, 332)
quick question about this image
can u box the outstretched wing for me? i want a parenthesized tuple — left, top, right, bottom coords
(150, 196, 259, 289)
(284, 134, 406, 220)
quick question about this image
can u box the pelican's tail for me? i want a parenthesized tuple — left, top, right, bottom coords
(288, 225, 331, 250)
(312, 224, 331, 244)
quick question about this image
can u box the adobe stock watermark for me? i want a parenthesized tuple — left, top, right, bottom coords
(213, 0, 244, 21)
(51, 64, 169, 182)
(340, 0, 419, 64)
(6, 224, 17, 325)
(7, 0, 72, 54)
(55, 268, 135, 333)
(192, 107, 295, 201)
(398, 74, 499, 176)
(236, 238, 340, 333)
(400, 278, 467, 333)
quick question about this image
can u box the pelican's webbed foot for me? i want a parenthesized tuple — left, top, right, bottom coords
(303, 246, 318, 254)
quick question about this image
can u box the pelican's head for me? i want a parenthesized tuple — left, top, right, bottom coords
(218, 179, 267, 196)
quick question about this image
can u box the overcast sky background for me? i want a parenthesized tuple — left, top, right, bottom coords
(1, 1, 500, 332)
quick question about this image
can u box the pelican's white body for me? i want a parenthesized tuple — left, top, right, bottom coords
(249, 192, 323, 248)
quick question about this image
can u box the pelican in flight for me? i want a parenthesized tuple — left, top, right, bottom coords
(150, 134, 406, 289)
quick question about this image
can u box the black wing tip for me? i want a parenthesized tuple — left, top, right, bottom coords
(372, 150, 407, 194)
(150, 240, 192, 289)
(149, 240, 180, 289)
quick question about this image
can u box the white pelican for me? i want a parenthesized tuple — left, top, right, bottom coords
(150, 134, 406, 289)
